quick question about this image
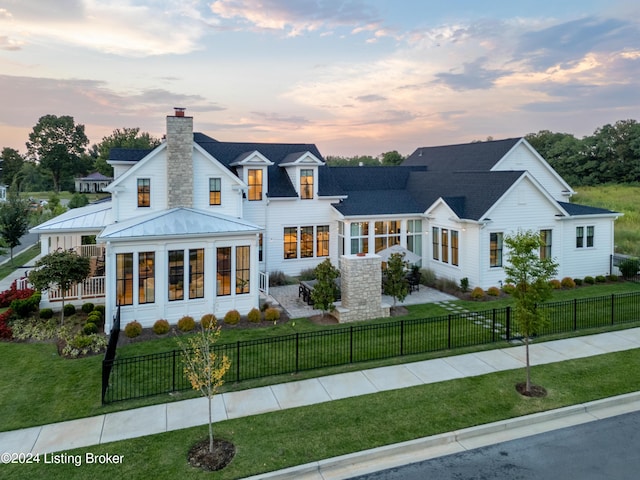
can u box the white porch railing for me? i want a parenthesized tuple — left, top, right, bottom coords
(259, 271, 269, 296)
(72, 244, 105, 258)
(48, 276, 106, 302)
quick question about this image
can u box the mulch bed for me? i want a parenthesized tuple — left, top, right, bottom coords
(187, 438, 236, 471)
(515, 382, 548, 397)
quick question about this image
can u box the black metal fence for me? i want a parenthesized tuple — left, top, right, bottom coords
(101, 306, 120, 403)
(101, 291, 640, 404)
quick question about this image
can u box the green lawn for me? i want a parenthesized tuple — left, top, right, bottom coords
(0, 245, 40, 279)
(2, 348, 640, 480)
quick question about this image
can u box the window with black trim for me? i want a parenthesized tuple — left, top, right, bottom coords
(248, 169, 263, 201)
(300, 169, 313, 199)
(236, 246, 250, 294)
(168, 250, 184, 301)
(189, 249, 204, 299)
(490, 232, 503, 267)
(540, 229, 552, 258)
(116, 253, 133, 305)
(137, 178, 150, 207)
(576, 226, 594, 248)
(138, 252, 155, 304)
(209, 178, 221, 205)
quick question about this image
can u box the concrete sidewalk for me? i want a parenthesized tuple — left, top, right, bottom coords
(2, 327, 639, 467)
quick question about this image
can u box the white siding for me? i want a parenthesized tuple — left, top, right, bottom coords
(495, 143, 570, 201)
(192, 150, 243, 217)
(557, 218, 614, 279)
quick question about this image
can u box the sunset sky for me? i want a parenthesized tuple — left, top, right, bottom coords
(1, 0, 639, 158)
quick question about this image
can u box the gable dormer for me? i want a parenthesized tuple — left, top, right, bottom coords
(230, 151, 274, 201)
(279, 151, 324, 200)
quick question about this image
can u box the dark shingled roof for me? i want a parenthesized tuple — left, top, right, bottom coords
(407, 170, 526, 220)
(109, 148, 153, 162)
(558, 202, 618, 216)
(403, 138, 521, 172)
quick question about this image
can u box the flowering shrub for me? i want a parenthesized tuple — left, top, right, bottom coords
(0, 309, 13, 339)
(60, 332, 107, 358)
(0, 280, 36, 308)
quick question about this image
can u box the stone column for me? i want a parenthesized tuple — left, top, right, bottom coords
(166, 110, 193, 208)
(335, 254, 390, 323)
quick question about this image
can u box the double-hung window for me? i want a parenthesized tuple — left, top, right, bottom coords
(490, 232, 503, 267)
(209, 178, 221, 205)
(576, 226, 594, 248)
(137, 178, 150, 207)
(248, 169, 263, 201)
(300, 169, 313, 199)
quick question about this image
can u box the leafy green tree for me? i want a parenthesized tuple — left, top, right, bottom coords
(68, 193, 89, 209)
(383, 252, 409, 307)
(311, 258, 340, 316)
(28, 250, 91, 325)
(26, 114, 89, 192)
(325, 155, 380, 166)
(381, 150, 404, 166)
(0, 147, 25, 187)
(525, 130, 585, 185)
(176, 318, 230, 454)
(504, 230, 558, 394)
(0, 190, 30, 265)
(92, 127, 161, 177)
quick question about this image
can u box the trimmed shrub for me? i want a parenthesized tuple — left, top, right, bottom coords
(200, 313, 216, 329)
(596, 275, 606, 283)
(39, 308, 54, 319)
(153, 319, 170, 335)
(94, 305, 106, 316)
(87, 312, 103, 327)
(561, 277, 576, 289)
(486, 286, 500, 296)
(502, 283, 516, 295)
(264, 307, 280, 323)
(574, 278, 583, 286)
(549, 279, 562, 289)
(584, 276, 595, 285)
(177, 315, 196, 332)
(260, 301, 271, 312)
(470, 287, 485, 300)
(459, 277, 469, 293)
(618, 258, 640, 279)
(124, 320, 142, 338)
(224, 309, 241, 325)
(83, 322, 98, 335)
(63, 303, 76, 316)
(607, 274, 619, 282)
(81, 302, 95, 314)
(10, 292, 41, 318)
(247, 307, 261, 323)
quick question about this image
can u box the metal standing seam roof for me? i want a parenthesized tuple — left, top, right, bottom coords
(98, 207, 263, 241)
(29, 201, 113, 233)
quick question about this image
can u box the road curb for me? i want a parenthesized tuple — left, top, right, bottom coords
(244, 391, 640, 480)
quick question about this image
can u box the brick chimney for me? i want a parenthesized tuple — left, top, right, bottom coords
(166, 107, 193, 208)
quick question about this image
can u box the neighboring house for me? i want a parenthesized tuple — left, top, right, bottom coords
(30, 109, 620, 331)
(0, 185, 7, 202)
(74, 172, 113, 193)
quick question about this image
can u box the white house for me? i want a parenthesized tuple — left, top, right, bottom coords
(30, 108, 620, 330)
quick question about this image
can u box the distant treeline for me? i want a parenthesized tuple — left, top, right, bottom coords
(525, 119, 640, 186)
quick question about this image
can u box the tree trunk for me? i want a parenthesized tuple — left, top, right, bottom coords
(208, 395, 214, 453)
(525, 335, 531, 393)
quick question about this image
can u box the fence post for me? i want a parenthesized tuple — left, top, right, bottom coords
(506, 307, 511, 341)
(447, 315, 452, 350)
(611, 294, 615, 325)
(236, 341, 241, 382)
(400, 320, 404, 356)
(492, 309, 496, 342)
(172, 350, 176, 392)
(349, 326, 354, 364)
(295, 333, 299, 373)
(574, 299, 578, 331)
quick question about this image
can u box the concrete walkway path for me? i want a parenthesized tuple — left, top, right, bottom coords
(2, 327, 639, 463)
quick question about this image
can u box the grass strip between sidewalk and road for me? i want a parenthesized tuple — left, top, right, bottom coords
(0, 245, 40, 281)
(2, 348, 640, 480)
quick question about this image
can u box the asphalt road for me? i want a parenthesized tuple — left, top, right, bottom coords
(350, 410, 640, 480)
(0, 231, 39, 266)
